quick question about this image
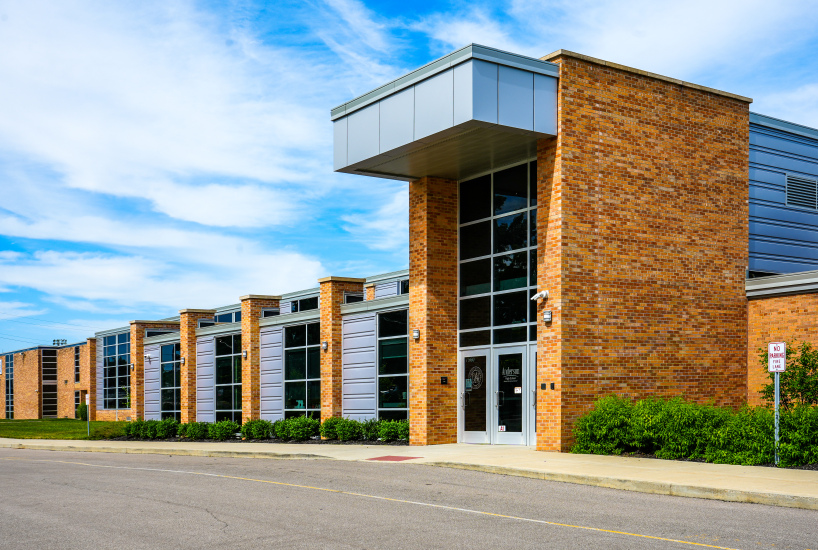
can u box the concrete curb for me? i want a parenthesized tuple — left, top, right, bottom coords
(0, 442, 332, 461)
(3, 442, 816, 511)
(423, 461, 818, 511)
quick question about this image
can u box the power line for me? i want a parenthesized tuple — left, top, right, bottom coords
(0, 315, 108, 331)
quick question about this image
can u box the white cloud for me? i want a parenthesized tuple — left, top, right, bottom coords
(342, 187, 408, 251)
(755, 83, 818, 129)
(0, 301, 47, 320)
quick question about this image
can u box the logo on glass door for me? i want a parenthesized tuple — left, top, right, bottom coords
(468, 365, 484, 390)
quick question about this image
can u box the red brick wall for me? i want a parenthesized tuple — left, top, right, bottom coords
(747, 293, 818, 406)
(241, 296, 279, 423)
(179, 310, 216, 423)
(86, 339, 98, 420)
(15, 350, 41, 419)
(538, 53, 750, 450)
(130, 321, 181, 420)
(0, 356, 5, 419)
(365, 285, 375, 301)
(57, 347, 76, 418)
(320, 278, 364, 421)
(408, 176, 458, 445)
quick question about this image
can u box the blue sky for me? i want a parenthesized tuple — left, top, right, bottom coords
(1, 0, 818, 350)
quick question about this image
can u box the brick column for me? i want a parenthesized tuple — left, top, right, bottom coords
(57, 347, 75, 418)
(86, 338, 97, 421)
(130, 321, 181, 420)
(179, 309, 216, 423)
(240, 295, 280, 423)
(319, 277, 365, 421)
(408, 176, 458, 446)
(17, 350, 41, 419)
(365, 284, 375, 301)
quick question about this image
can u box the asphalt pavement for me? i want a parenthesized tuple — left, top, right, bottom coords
(0, 448, 815, 549)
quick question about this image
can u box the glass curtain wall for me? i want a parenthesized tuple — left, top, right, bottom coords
(215, 335, 242, 422)
(41, 349, 58, 417)
(4, 354, 13, 419)
(160, 343, 181, 420)
(103, 333, 131, 409)
(284, 322, 321, 418)
(377, 310, 409, 420)
(74, 346, 80, 383)
(459, 161, 538, 347)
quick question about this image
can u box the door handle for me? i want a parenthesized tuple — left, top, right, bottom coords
(498, 391, 505, 407)
(532, 389, 536, 408)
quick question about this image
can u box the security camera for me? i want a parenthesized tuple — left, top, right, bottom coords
(530, 290, 549, 301)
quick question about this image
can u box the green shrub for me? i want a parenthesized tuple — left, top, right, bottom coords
(184, 422, 210, 440)
(75, 403, 88, 421)
(156, 418, 179, 439)
(360, 418, 381, 441)
(123, 419, 140, 438)
(287, 416, 320, 441)
(241, 419, 273, 440)
(378, 420, 409, 442)
(142, 420, 160, 440)
(272, 419, 287, 439)
(336, 418, 363, 441)
(704, 406, 773, 465)
(759, 341, 818, 409)
(177, 423, 188, 438)
(208, 420, 240, 441)
(572, 395, 634, 455)
(779, 405, 818, 466)
(320, 416, 343, 440)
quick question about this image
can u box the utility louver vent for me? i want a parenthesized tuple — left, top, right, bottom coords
(787, 175, 818, 210)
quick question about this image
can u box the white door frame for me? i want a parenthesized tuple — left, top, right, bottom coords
(458, 348, 490, 444)
(492, 345, 528, 445)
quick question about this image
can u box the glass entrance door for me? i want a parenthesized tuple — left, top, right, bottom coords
(493, 347, 527, 445)
(460, 350, 489, 443)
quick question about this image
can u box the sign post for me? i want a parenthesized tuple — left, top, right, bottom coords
(85, 394, 90, 438)
(768, 342, 786, 466)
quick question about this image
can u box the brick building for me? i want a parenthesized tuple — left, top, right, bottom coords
(3, 45, 818, 451)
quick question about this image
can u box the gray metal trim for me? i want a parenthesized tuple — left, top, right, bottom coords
(94, 326, 130, 338)
(215, 303, 241, 313)
(280, 287, 320, 300)
(751, 112, 818, 142)
(746, 269, 818, 298)
(143, 333, 182, 346)
(331, 44, 559, 121)
(341, 294, 410, 315)
(259, 310, 321, 328)
(365, 269, 409, 284)
(195, 322, 242, 337)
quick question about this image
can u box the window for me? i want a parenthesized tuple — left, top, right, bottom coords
(458, 161, 538, 347)
(214, 334, 242, 422)
(290, 296, 318, 313)
(160, 343, 181, 421)
(145, 329, 175, 338)
(4, 354, 13, 419)
(398, 280, 409, 295)
(74, 346, 81, 383)
(74, 391, 81, 413)
(262, 308, 280, 318)
(344, 292, 364, 304)
(215, 311, 241, 323)
(198, 319, 216, 328)
(41, 349, 58, 418)
(283, 322, 320, 419)
(378, 310, 408, 420)
(103, 332, 131, 409)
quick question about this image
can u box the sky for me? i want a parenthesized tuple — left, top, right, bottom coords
(1, 0, 818, 350)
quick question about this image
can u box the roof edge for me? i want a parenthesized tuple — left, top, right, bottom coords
(542, 49, 752, 103)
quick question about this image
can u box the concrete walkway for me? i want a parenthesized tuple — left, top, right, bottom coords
(2, 438, 817, 511)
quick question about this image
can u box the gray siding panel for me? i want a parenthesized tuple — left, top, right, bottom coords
(95, 339, 103, 412)
(374, 281, 398, 299)
(750, 120, 818, 274)
(143, 343, 161, 421)
(414, 68, 454, 140)
(260, 326, 284, 421)
(279, 302, 292, 315)
(379, 87, 414, 153)
(534, 73, 558, 135)
(196, 336, 215, 423)
(333, 117, 347, 171)
(347, 103, 380, 165)
(498, 65, 533, 131)
(342, 312, 376, 421)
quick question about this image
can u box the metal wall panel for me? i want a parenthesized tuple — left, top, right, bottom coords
(196, 336, 215, 423)
(333, 117, 347, 171)
(259, 326, 284, 421)
(749, 120, 818, 273)
(379, 87, 414, 153)
(414, 68, 454, 140)
(279, 302, 292, 315)
(347, 103, 380, 165)
(498, 65, 533, 131)
(143, 343, 161, 421)
(534, 74, 558, 135)
(342, 312, 376, 420)
(95, 338, 103, 412)
(374, 281, 398, 299)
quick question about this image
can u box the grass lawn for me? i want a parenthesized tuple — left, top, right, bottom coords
(0, 419, 126, 440)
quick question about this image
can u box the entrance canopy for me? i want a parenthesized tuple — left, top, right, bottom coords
(332, 44, 559, 182)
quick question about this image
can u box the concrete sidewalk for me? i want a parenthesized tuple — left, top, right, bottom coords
(2, 438, 817, 511)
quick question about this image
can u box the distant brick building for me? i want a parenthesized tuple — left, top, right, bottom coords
(4, 45, 818, 451)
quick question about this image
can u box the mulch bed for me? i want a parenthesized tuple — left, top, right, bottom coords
(625, 451, 818, 470)
(111, 436, 408, 446)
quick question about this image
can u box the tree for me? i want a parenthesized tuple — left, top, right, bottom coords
(759, 341, 818, 410)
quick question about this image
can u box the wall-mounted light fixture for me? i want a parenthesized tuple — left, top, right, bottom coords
(322, 341, 328, 351)
(130, 363, 134, 371)
(242, 350, 247, 359)
(64, 380, 68, 385)
(412, 329, 420, 340)
(144, 354, 151, 362)
(181, 357, 186, 365)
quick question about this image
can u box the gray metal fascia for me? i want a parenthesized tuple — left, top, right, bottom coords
(750, 112, 818, 142)
(280, 287, 320, 300)
(94, 326, 131, 339)
(330, 44, 559, 121)
(259, 310, 320, 328)
(215, 303, 241, 313)
(143, 334, 182, 346)
(195, 322, 242, 337)
(340, 294, 409, 315)
(746, 269, 818, 298)
(365, 268, 410, 284)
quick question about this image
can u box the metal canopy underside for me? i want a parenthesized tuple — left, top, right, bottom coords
(343, 122, 544, 182)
